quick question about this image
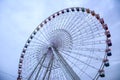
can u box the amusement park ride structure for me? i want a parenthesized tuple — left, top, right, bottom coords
(17, 7, 112, 80)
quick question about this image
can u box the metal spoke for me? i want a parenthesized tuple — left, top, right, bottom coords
(60, 50, 98, 70)
(59, 49, 102, 61)
(63, 56, 93, 79)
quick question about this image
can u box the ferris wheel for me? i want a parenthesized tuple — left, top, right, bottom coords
(17, 7, 112, 80)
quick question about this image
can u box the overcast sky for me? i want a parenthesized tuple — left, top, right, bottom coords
(0, 0, 120, 80)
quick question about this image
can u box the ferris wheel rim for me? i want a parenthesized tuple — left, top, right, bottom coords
(17, 7, 112, 80)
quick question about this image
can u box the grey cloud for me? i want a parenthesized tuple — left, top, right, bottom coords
(0, 0, 120, 80)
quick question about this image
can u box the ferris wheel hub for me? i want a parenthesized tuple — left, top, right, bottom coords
(47, 29, 72, 51)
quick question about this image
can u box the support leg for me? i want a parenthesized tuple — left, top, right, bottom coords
(51, 47, 80, 80)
